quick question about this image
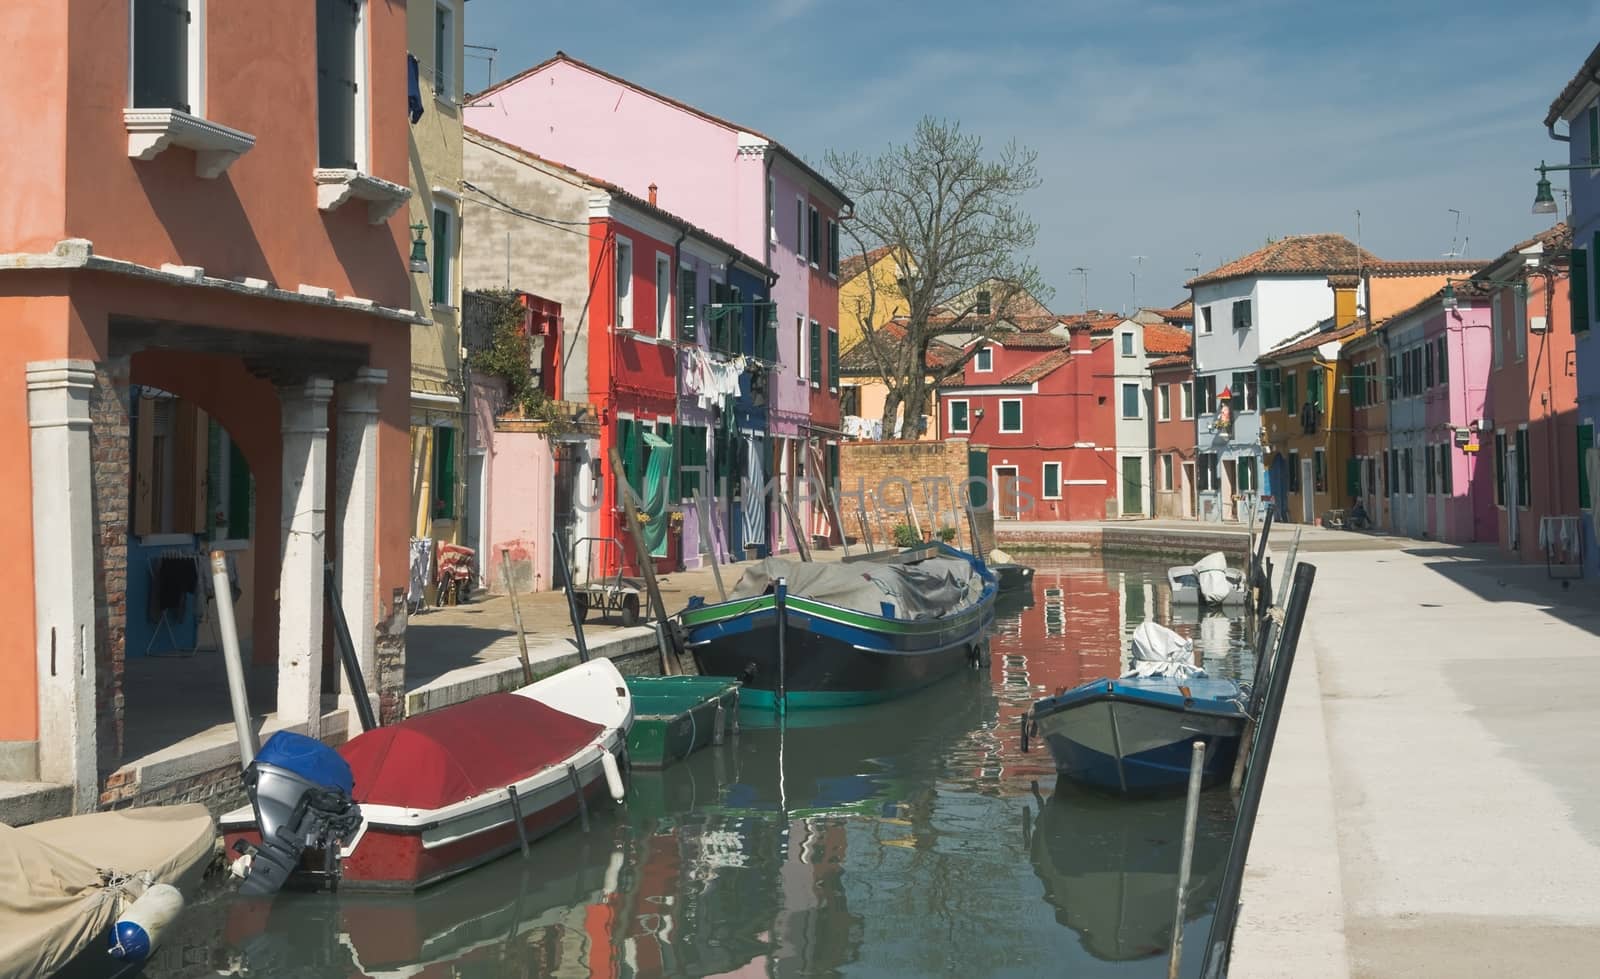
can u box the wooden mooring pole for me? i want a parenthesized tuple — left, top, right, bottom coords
(500, 548, 535, 686)
(1168, 740, 1206, 979)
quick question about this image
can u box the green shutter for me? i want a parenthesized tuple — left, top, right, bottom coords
(967, 448, 989, 508)
(1285, 372, 1298, 414)
(1001, 399, 1021, 431)
(432, 426, 456, 520)
(951, 400, 968, 431)
(1494, 432, 1507, 505)
(809, 321, 823, 385)
(679, 268, 697, 342)
(1573, 247, 1590, 333)
(133, 0, 190, 111)
(1579, 423, 1595, 510)
(827, 329, 839, 390)
(1516, 427, 1532, 504)
(829, 221, 841, 276)
(228, 439, 253, 540)
(431, 210, 450, 306)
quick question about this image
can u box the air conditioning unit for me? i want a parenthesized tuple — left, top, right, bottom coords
(1530, 315, 1549, 334)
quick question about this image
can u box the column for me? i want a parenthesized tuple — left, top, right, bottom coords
(277, 377, 333, 732)
(27, 360, 99, 811)
(334, 368, 385, 733)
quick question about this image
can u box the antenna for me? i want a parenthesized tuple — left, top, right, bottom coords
(1130, 256, 1147, 313)
(1070, 267, 1090, 312)
(1444, 209, 1468, 259)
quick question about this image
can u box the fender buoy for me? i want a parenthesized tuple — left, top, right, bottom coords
(600, 749, 625, 802)
(109, 882, 184, 963)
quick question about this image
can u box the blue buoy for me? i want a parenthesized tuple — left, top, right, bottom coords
(108, 883, 184, 963)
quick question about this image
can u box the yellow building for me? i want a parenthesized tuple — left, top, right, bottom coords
(838, 246, 913, 352)
(407, 1, 467, 556)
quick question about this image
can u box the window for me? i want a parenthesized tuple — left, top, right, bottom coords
(840, 385, 861, 416)
(1198, 453, 1219, 491)
(1288, 451, 1301, 493)
(1494, 431, 1507, 505)
(1516, 427, 1531, 505)
(1403, 447, 1414, 495)
(1259, 367, 1282, 411)
(1367, 360, 1380, 405)
(1424, 341, 1434, 388)
(433, 1, 453, 99)
(1578, 423, 1595, 509)
(827, 329, 839, 392)
(430, 206, 453, 306)
(1230, 371, 1257, 411)
(613, 237, 633, 332)
(809, 319, 822, 388)
(316, 0, 363, 170)
(1440, 444, 1452, 495)
(761, 297, 778, 361)
(1232, 299, 1252, 331)
(1238, 457, 1257, 493)
(678, 267, 697, 342)
(1285, 370, 1298, 415)
(432, 425, 456, 519)
(808, 206, 821, 266)
(795, 198, 805, 256)
(999, 399, 1022, 433)
(205, 420, 254, 543)
(1121, 383, 1141, 419)
(1366, 457, 1377, 498)
(795, 315, 805, 373)
(1200, 306, 1214, 335)
(132, 0, 198, 113)
(1438, 336, 1449, 385)
(1313, 448, 1326, 493)
(724, 285, 743, 355)
(948, 399, 970, 434)
(1574, 246, 1590, 334)
(1181, 381, 1194, 419)
(1413, 346, 1424, 393)
(975, 346, 993, 372)
(1197, 374, 1217, 415)
(1382, 450, 1391, 496)
(1161, 453, 1175, 491)
(1425, 444, 1436, 494)
(1120, 332, 1134, 357)
(1349, 363, 1365, 408)
(977, 289, 992, 316)
(1386, 354, 1398, 399)
(677, 425, 708, 500)
(827, 219, 840, 277)
(655, 255, 672, 340)
(1158, 383, 1171, 421)
(1042, 462, 1062, 499)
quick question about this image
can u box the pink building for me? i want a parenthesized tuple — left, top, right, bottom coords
(464, 53, 850, 557)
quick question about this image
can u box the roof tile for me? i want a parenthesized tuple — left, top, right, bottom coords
(1186, 234, 1380, 288)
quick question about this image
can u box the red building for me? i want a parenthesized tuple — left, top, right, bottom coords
(806, 200, 844, 542)
(1151, 348, 1197, 519)
(939, 325, 1115, 522)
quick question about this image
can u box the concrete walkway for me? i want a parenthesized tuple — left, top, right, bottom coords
(1232, 542, 1600, 978)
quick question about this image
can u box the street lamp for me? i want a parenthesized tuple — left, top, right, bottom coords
(408, 223, 430, 273)
(1530, 160, 1600, 215)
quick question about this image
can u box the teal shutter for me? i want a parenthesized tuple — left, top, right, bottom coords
(1573, 246, 1590, 333)
(678, 268, 697, 342)
(432, 426, 456, 519)
(827, 329, 839, 391)
(1579, 423, 1595, 510)
(431, 209, 450, 306)
(809, 321, 822, 385)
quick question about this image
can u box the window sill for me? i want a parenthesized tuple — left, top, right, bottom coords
(431, 303, 458, 314)
(315, 168, 412, 224)
(125, 108, 256, 179)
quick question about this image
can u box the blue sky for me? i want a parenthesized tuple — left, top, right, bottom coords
(465, 0, 1599, 314)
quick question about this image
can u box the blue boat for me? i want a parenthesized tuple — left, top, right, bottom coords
(680, 543, 997, 709)
(1029, 622, 1249, 794)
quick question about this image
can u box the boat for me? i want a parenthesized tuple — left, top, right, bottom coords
(623, 675, 742, 769)
(220, 658, 633, 895)
(679, 543, 997, 709)
(1028, 785, 1232, 962)
(1167, 551, 1247, 606)
(0, 804, 218, 978)
(1028, 622, 1249, 794)
(987, 547, 1036, 594)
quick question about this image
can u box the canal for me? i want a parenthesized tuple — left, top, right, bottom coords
(149, 555, 1253, 978)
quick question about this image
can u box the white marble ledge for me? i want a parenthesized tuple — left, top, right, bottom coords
(314, 169, 412, 225)
(124, 108, 255, 179)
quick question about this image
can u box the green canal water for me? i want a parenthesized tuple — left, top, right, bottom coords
(148, 556, 1253, 978)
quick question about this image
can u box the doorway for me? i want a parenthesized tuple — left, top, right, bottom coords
(1222, 459, 1238, 521)
(1434, 446, 1448, 541)
(1300, 458, 1315, 524)
(993, 466, 1021, 520)
(1122, 456, 1143, 516)
(1182, 462, 1196, 518)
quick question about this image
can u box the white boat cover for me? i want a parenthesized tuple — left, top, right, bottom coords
(1192, 551, 1235, 604)
(730, 556, 985, 620)
(1124, 621, 1204, 680)
(0, 804, 217, 979)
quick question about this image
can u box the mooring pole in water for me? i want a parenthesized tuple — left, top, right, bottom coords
(552, 530, 590, 663)
(774, 577, 789, 715)
(1169, 740, 1206, 979)
(858, 502, 876, 553)
(1200, 562, 1317, 979)
(211, 551, 258, 769)
(324, 563, 377, 733)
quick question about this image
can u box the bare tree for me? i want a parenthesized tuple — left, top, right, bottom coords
(828, 117, 1049, 436)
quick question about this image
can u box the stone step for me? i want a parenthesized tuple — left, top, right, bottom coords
(0, 780, 72, 827)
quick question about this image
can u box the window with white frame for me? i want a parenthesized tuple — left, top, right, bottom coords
(316, 0, 366, 170)
(614, 236, 633, 332)
(1162, 453, 1174, 491)
(655, 254, 672, 340)
(796, 315, 807, 378)
(795, 197, 805, 257)
(1121, 383, 1141, 419)
(1181, 380, 1194, 419)
(1158, 383, 1171, 421)
(1200, 305, 1214, 335)
(430, 206, 454, 307)
(975, 346, 993, 372)
(1042, 462, 1062, 499)
(948, 399, 970, 433)
(1120, 332, 1134, 357)
(132, 0, 202, 114)
(433, 1, 454, 100)
(999, 399, 1022, 433)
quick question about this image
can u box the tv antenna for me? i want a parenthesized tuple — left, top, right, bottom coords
(1444, 209, 1469, 259)
(1129, 256, 1147, 314)
(1070, 267, 1090, 312)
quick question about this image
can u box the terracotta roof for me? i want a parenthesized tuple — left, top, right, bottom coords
(468, 52, 851, 207)
(1185, 234, 1381, 288)
(990, 331, 1069, 349)
(1546, 42, 1600, 127)
(1002, 349, 1072, 384)
(1143, 304, 1194, 323)
(464, 128, 773, 277)
(1150, 354, 1192, 371)
(839, 246, 897, 283)
(1260, 317, 1368, 361)
(1475, 223, 1572, 280)
(1014, 314, 1066, 333)
(837, 320, 963, 375)
(1366, 259, 1490, 277)
(1142, 322, 1193, 356)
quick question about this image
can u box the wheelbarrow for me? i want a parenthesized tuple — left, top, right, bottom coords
(571, 536, 647, 627)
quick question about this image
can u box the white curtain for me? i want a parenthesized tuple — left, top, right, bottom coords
(743, 434, 766, 546)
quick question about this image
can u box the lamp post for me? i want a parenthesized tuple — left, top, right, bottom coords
(408, 223, 429, 273)
(1531, 160, 1600, 215)
(1440, 276, 1527, 312)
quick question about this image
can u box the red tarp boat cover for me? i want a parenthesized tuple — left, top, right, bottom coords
(339, 694, 603, 810)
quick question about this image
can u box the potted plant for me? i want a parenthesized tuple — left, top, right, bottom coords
(892, 524, 920, 549)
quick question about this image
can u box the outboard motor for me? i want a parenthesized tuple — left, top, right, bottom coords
(235, 731, 362, 897)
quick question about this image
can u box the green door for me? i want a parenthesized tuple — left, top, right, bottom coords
(967, 448, 989, 509)
(1122, 456, 1143, 515)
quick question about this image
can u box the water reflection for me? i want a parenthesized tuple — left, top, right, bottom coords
(146, 556, 1250, 979)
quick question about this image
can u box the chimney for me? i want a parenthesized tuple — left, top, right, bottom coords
(648, 183, 658, 207)
(1327, 274, 1359, 327)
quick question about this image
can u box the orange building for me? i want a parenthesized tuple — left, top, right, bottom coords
(1, 0, 417, 818)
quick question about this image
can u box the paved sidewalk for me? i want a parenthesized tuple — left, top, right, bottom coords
(1232, 544, 1600, 978)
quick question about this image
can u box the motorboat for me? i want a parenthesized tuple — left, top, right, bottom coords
(1028, 622, 1249, 794)
(1167, 552, 1247, 606)
(221, 658, 633, 894)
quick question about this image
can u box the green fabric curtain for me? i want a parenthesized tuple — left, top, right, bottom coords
(642, 431, 672, 557)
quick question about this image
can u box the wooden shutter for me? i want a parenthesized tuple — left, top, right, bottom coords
(678, 268, 697, 342)
(809, 321, 822, 385)
(828, 221, 840, 275)
(1579, 423, 1595, 510)
(1572, 246, 1589, 333)
(132, 0, 190, 111)
(317, 0, 359, 169)
(431, 210, 450, 306)
(827, 330, 839, 391)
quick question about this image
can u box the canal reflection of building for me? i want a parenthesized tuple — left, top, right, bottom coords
(1028, 786, 1233, 963)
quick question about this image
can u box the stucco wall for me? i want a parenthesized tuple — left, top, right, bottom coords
(487, 429, 555, 593)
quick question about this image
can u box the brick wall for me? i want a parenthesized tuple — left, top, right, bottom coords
(376, 587, 408, 725)
(90, 359, 130, 773)
(837, 439, 995, 550)
(100, 759, 248, 816)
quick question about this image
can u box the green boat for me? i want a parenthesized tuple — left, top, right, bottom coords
(623, 675, 742, 769)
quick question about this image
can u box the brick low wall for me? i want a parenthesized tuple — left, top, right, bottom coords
(838, 439, 995, 550)
(995, 524, 1250, 563)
